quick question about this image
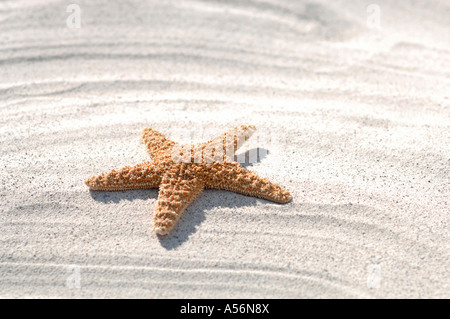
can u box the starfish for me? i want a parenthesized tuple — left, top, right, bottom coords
(85, 125, 292, 235)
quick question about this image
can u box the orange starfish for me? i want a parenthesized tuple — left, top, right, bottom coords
(85, 125, 292, 235)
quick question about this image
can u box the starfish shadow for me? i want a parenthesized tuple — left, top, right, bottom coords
(89, 189, 158, 203)
(157, 148, 269, 249)
(157, 190, 264, 250)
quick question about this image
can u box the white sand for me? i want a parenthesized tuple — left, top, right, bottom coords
(0, 0, 449, 298)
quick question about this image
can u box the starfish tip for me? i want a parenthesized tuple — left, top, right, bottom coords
(241, 124, 256, 133)
(84, 178, 93, 187)
(154, 227, 170, 235)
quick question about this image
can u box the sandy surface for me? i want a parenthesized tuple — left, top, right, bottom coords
(0, 0, 449, 298)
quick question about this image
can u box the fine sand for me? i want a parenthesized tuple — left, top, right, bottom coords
(0, 0, 449, 298)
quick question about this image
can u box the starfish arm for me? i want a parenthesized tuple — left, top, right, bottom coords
(141, 127, 177, 159)
(205, 162, 292, 203)
(203, 125, 256, 161)
(85, 162, 162, 191)
(153, 166, 204, 235)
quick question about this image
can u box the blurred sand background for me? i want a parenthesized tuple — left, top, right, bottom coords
(0, 0, 449, 298)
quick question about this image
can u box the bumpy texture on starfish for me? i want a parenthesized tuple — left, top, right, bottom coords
(85, 125, 292, 235)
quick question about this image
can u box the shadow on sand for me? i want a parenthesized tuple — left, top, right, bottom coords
(89, 148, 270, 249)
